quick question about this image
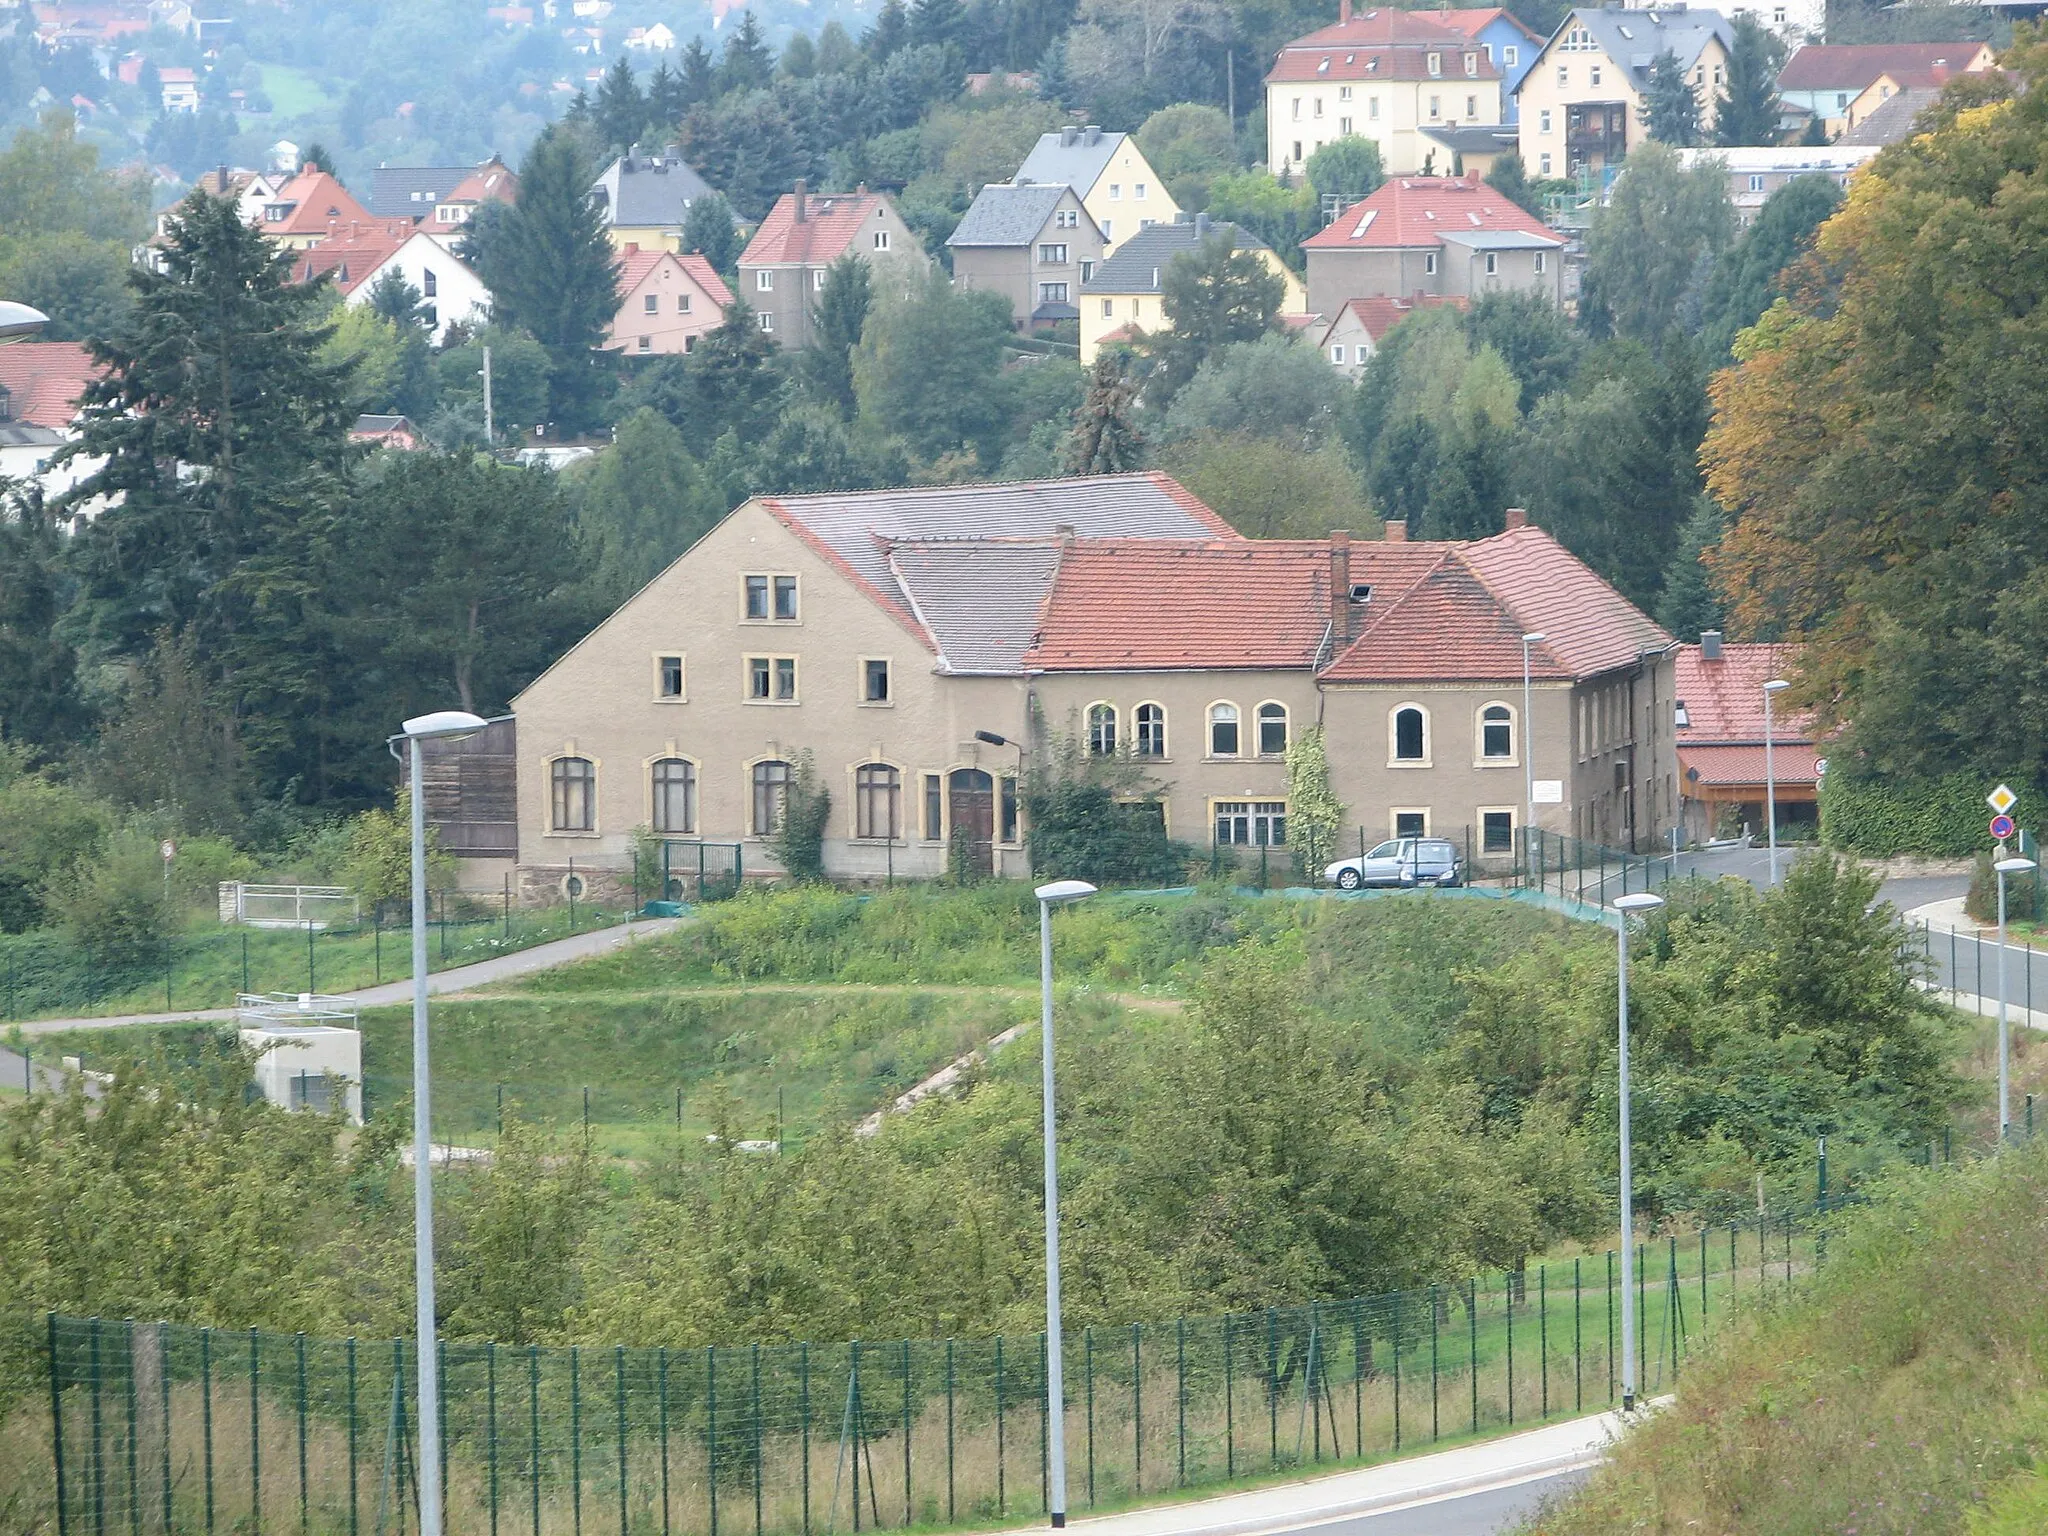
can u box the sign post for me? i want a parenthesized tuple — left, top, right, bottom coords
(160, 838, 176, 908)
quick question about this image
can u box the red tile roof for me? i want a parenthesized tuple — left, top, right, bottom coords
(1777, 41, 1994, 92)
(444, 159, 517, 207)
(1427, 8, 1541, 44)
(0, 341, 99, 428)
(740, 190, 893, 267)
(1679, 743, 1821, 789)
(1267, 8, 1499, 83)
(1324, 548, 1577, 681)
(1302, 174, 1557, 251)
(1672, 642, 1813, 742)
(260, 169, 374, 238)
(1323, 294, 1465, 347)
(678, 254, 734, 307)
(617, 247, 733, 307)
(290, 222, 414, 293)
(1456, 524, 1673, 679)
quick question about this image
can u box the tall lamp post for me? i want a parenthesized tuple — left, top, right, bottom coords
(1996, 855, 2038, 1142)
(1522, 632, 1547, 873)
(1613, 889, 1665, 1412)
(1035, 878, 1096, 1528)
(387, 709, 488, 1536)
(1762, 680, 1790, 885)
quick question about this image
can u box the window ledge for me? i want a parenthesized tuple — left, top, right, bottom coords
(858, 700, 895, 709)
(653, 697, 689, 705)
(1476, 757, 1518, 768)
(1388, 759, 1434, 769)
(744, 699, 803, 707)
(739, 619, 803, 627)
(545, 829, 603, 839)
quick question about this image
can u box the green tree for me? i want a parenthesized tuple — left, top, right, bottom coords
(1583, 139, 1734, 340)
(681, 190, 742, 277)
(779, 33, 817, 78)
(320, 303, 433, 418)
(300, 142, 337, 175)
(440, 1113, 595, 1345)
(765, 750, 831, 881)
(1638, 49, 1703, 146)
(1137, 102, 1238, 207)
(1066, 351, 1145, 474)
(0, 492, 88, 760)
(867, 0, 911, 61)
(0, 109, 150, 242)
(364, 266, 428, 329)
(851, 265, 1012, 462)
(1656, 497, 1726, 642)
(1205, 168, 1318, 271)
(570, 408, 725, 602)
(1305, 136, 1384, 204)
(592, 56, 647, 152)
(1696, 172, 1841, 360)
(619, 298, 785, 445)
(1716, 14, 1786, 149)
(1159, 331, 1349, 450)
(720, 10, 775, 93)
(0, 745, 108, 931)
(1151, 431, 1369, 538)
(799, 252, 873, 418)
(1485, 152, 1543, 216)
(85, 629, 246, 833)
(1285, 725, 1343, 882)
(1147, 230, 1286, 407)
(341, 791, 453, 909)
(0, 232, 133, 342)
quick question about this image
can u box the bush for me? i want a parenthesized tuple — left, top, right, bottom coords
(45, 828, 172, 976)
(344, 793, 453, 910)
(1820, 767, 2044, 857)
(766, 752, 830, 883)
(1025, 780, 1189, 888)
(1966, 851, 2045, 926)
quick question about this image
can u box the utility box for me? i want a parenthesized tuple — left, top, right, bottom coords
(238, 994, 364, 1124)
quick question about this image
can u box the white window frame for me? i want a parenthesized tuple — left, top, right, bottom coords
(1390, 703, 1432, 766)
(1485, 252, 1498, 275)
(649, 755, 699, 835)
(756, 269, 773, 291)
(1477, 701, 1518, 765)
(653, 652, 687, 701)
(860, 656, 892, 706)
(1207, 701, 1242, 758)
(1424, 251, 1438, 276)
(1086, 701, 1118, 756)
(1212, 798, 1288, 848)
(644, 292, 659, 314)
(1255, 700, 1290, 757)
(1134, 702, 1167, 759)
(873, 229, 890, 250)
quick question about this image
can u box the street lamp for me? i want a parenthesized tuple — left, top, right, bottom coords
(1035, 877, 1096, 1528)
(1613, 889, 1665, 1413)
(1762, 680, 1791, 885)
(0, 300, 49, 343)
(1522, 632, 1547, 872)
(386, 708, 488, 1536)
(1996, 855, 2038, 1142)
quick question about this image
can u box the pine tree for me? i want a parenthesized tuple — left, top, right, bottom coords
(1066, 353, 1144, 474)
(779, 33, 817, 78)
(1656, 498, 1726, 641)
(799, 253, 872, 418)
(0, 488, 89, 758)
(592, 56, 647, 152)
(720, 11, 774, 93)
(1638, 50, 1703, 146)
(301, 141, 337, 174)
(909, 0, 965, 50)
(365, 266, 428, 329)
(646, 59, 687, 127)
(678, 37, 717, 106)
(1716, 14, 1786, 148)
(867, 0, 911, 61)
(681, 190, 742, 277)
(1485, 152, 1543, 217)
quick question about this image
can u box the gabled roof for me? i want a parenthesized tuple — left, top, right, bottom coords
(1013, 127, 1138, 195)
(890, 540, 1065, 674)
(291, 222, 414, 293)
(615, 247, 735, 307)
(0, 341, 99, 429)
(1679, 743, 1820, 787)
(1777, 41, 1993, 92)
(445, 157, 517, 207)
(1082, 218, 1266, 295)
(1455, 524, 1673, 678)
(1302, 174, 1560, 252)
(1323, 547, 1575, 682)
(1318, 294, 1464, 349)
(1430, 8, 1543, 44)
(1543, 6, 1731, 83)
(740, 188, 895, 268)
(1267, 6, 1491, 83)
(947, 183, 1078, 248)
(1839, 87, 1942, 146)
(1672, 642, 1811, 741)
(591, 148, 716, 228)
(260, 168, 374, 237)
(367, 165, 469, 219)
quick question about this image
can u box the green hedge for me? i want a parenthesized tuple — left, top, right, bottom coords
(1820, 768, 2043, 858)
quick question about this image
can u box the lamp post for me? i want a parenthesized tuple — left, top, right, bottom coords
(1522, 632, 1547, 873)
(1996, 855, 2038, 1142)
(1035, 878, 1096, 1528)
(0, 300, 50, 343)
(1762, 680, 1790, 885)
(386, 709, 488, 1536)
(1613, 889, 1665, 1413)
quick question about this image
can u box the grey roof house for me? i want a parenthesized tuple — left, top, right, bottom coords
(368, 166, 468, 221)
(589, 147, 725, 249)
(1080, 214, 1307, 361)
(946, 182, 1105, 329)
(1010, 124, 1181, 249)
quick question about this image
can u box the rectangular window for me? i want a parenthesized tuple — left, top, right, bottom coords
(1109, 183, 1122, 198)
(1039, 282, 1069, 303)
(652, 759, 696, 834)
(678, 292, 691, 312)
(1428, 52, 1441, 75)
(924, 774, 943, 840)
(1557, 64, 1567, 86)
(873, 230, 890, 250)
(1466, 95, 1477, 117)
(644, 293, 659, 313)
(1340, 85, 1353, 100)
(657, 654, 684, 698)
(1330, 344, 1346, 364)
(1464, 52, 1477, 77)
(1080, 260, 1094, 281)
(1749, 173, 1765, 192)
(863, 658, 890, 703)
(745, 656, 798, 701)
(1540, 152, 1553, 175)
(1483, 811, 1515, 853)
(1534, 251, 1546, 274)
(683, 334, 696, 352)
(1590, 64, 1602, 86)
(423, 269, 438, 297)
(1540, 108, 1552, 133)
(1368, 97, 1379, 120)
(813, 269, 827, 290)
(1100, 218, 1112, 239)
(1214, 800, 1288, 847)
(1394, 809, 1428, 838)
(1292, 97, 1301, 120)
(1000, 776, 1019, 844)
(1424, 251, 1438, 275)
(759, 312, 773, 332)
(774, 657, 796, 699)
(1429, 96, 1440, 119)
(1485, 252, 1498, 275)
(855, 764, 900, 840)
(550, 757, 595, 832)
(1135, 181, 1148, 197)
(1292, 141, 1303, 161)
(1314, 97, 1324, 116)
(1102, 298, 1114, 318)
(1038, 242, 1069, 263)
(745, 574, 769, 619)
(637, 335, 651, 352)
(756, 269, 773, 291)
(773, 574, 798, 620)
(1504, 45, 1518, 67)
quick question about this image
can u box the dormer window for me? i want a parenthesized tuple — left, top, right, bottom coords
(1427, 51, 1441, 75)
(1674, 701, 1690, 728)
(1318, 56, 1330, 72)
(1464, 52, 1477, 76)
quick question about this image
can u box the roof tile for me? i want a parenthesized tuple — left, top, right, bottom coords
(0, 341, 99, 428)
(1673, 642, 1813, 741)
(1302, 175, 1559, 251)
(740, 190, 894, 268)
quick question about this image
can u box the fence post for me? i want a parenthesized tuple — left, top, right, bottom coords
(706, 1346, 716, 1536)
(1606, 1251, 1615, 1403)
(571, 1345, 583, 1536)
(202, 1328, 214, 1534)
(1390, 1295, 1402, 1453)
(528, 1348, 541, 1536)
(1217, 1319, 1228, 1482)
(1175, 1318, 1186, 1487)
(798, 1343, 808, 1536)
(903, 1341, 913, 1530)
(657, 1347, 670, 1536)
(296, 1333, 309, 1535)
(1538, 1265, 1548, 1420)
(1467, 1280, 1478, 1434)
(1505, 1278, 1514, 1426)
(1037, 1334, 1047, 1516)
(615, 1348, 630, 1536)
(348, 1338, 360, 1536)
(1131, 1322, 1143, 1491)
(308, 923, 315, 995)
(994, 1335, 1004, 1515)
(49, 1315, 69, 1536)
(1429, 1286, 1439, 1442)
(942, 1340, 953, 1523)
(1572, 1257, 1582, 1414)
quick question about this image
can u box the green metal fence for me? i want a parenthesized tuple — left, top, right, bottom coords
(41, 1216, 1817, 1536)
(1518, 828, 1672, 907)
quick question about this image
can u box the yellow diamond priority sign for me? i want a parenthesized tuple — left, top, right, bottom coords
(1989, 784, 2018, 816)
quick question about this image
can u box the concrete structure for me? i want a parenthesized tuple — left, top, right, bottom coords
(737, 183, 920, 349)
(1314, 294, 1465, 378)
(946, 182, 1104, 331)
(1776, 41, 1995, 136)
(1078, 216, 1306, 363)
(603, 246, 734, 355)
(1516, 6, 1733, 179)
(1301, 174, 1565, 318)
(504, 480, 1679, 897)
(590, 146, 722, 253)
(158, 65, 197, 112)
(1672, 633, 1817, 844)
(339, 229, 493, 345)
(1671, 144, 1879, 225)
(1419, 122, 1520, 176)
(1012, 126, 1180, 251)
(240, 998, 364, 1123)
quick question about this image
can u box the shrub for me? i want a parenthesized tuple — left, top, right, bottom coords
(45, 827, 172, 976)
(1965, 851, 2045, 926)
(766, 751, 830, 883)
(343, 793, 454, 911)
(1821, 766, 2044, 857)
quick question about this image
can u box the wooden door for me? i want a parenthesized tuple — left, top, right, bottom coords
(948, 769, 996, 878)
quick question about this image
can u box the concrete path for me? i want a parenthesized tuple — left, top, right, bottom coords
(1905, 899, 2048, 1029)
(974, 1406, 1634, 1536)
(1312, 1468, 1589, 1534)
(7, 917, 683, 1039)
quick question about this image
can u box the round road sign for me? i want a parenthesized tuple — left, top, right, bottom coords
(1991, 814, 2016, 841)
(159, 839, 176, 861)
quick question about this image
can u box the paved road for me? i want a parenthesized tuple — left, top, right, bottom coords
(1300, 1469, 1589, 1535)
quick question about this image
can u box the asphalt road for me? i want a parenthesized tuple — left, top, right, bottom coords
(1291, 1469, 1590, 1535)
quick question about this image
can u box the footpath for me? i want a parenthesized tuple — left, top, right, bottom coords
(1907, 898, 2048, 1031)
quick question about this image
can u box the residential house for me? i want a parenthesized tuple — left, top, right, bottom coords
(1776, 41, 1994, 136)
(1011, 125, 1180, 251)
(257, 167, 377, 251)
(589, 146, 722, 253)
(1516, 6, 1734, 179)
(1671, 144, 1879, 225)
(349, 414, 423, 450)
(736, 183, 920, 349)
(945, 182, 1105, 332)
(290, 221, 416, 295)
(0, 340, 104, 515)
(340, 229, 493, 345)
(1672, 633, 1816, 844)
(1843, 59, 1992, 134)
(1634, 0, 1820, 45)
(493, 480, 1678, 898)
(158, 66, 197, 112)
(368, 156, 517, 227)
(139, 164, 288, 271)
(623, 22, 674, 49)
(1430, 8, 1544, 120)
(1837, 87, 1943, 148)
(1264, 2, 1507, 180)
(603, 246, 734, 355)
(1300, 174, 1565, 318)
(1078, 215, 1308, 364)
(1315, 294, 1466, 378)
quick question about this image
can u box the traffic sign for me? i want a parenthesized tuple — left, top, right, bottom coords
(1989, 784, 2018, 816)
(1992, 814, 2016, 841)
(1814, 757, 1829, 777)
(159, 839, 176, 861)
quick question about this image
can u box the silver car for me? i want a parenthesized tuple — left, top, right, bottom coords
(1324, 837, 1464, 891)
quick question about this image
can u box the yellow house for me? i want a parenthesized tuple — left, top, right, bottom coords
(1077, 216, 1307, 364)
(1516, 6, 1732, 179)
(589, 147, 727, 254)
(1012, 125, 1181, 252)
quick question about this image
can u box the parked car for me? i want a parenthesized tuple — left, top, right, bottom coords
(1324, 837, 1464, 890)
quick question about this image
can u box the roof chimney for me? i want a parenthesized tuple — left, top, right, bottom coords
(1503, 506, 1527, 530)
(664, 142, 680, 161)
(1084, 125, 1102, 145)
(1340, 0, 1353, 20)
(1194, 211, 1211, 236)
(215, 163, 229, 192)
(623, 241, 638, 254)
(1061, 124, 1079, 147)
(1384, 518, 1408, 543)
(1700, 630, 1723, 661)
(1329, 529, 1353, 641)
(793, 177, 806, 221)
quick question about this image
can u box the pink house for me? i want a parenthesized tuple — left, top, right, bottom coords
(604, 246, 734, 356)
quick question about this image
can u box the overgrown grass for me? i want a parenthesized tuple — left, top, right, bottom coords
(1525, 1143, 2048, 1535)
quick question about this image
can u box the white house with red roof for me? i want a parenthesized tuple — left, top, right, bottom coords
(1265, 1, 1507, 178)
(1315, 294, 1466, 377)
(0, 341, 107, 516)
(1301, 173, 1565, 316)
(290, 220, 416, 295)
(338, 230, 493, 345)
(603, 246, 735, 356)
(1672, 633, 1818, 844)
(1776, 42, 1995, 135)
(736, 182, 920, 348)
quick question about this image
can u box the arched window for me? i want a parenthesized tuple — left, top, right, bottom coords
(1481, 703, 1514, 760)
(1393, 706, 1427, 762)
(752, 759, 792, 835)
(1135, 703, 1166, 758)
(1209, 702, 1241, 757)
(1087, 702, 1118, 756)
(1256, 701, 1289, 756)
(651, 758, 696, 834)
(550, 756, 595, 831)
(855, 763, 901, 840)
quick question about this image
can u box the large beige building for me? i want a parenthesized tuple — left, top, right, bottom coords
(494, 476, 1678, 899)
(1517, 6, 1732, 179)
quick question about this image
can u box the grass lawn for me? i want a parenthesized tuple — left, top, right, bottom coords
(257, 64, 334, 117)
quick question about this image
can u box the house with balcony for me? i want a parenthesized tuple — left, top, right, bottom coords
(945, 182, 1105, 332)
(1516, 6, 1733, 180)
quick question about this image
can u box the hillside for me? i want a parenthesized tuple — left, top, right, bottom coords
(1526, 1144, 2048, 1536)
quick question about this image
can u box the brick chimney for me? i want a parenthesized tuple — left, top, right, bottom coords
(1329, 529, 1352, 640)
(1504, 506, 1527, 530)
(1384, 518, 1408, 543)
(1340, 0, 1353, 21)
(793, 178, 806, 221)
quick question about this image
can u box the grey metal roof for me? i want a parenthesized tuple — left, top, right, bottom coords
(1081, 218, 1263, 295)
(889, 541, 1064, 674)
(1556, 5, 1732, 85)
(1438, 227, 1566, 249)
(1839, 87, 1939, 146)
(1013, 127, 1129, 196)
(590, 150, 718, 229)
(367, 166, 469, 220)
(1419, 124, 1519, 154)
(947, 183, 1071, 247)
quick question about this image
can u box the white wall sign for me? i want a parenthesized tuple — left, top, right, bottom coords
(1532, 780, 1564, 804)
